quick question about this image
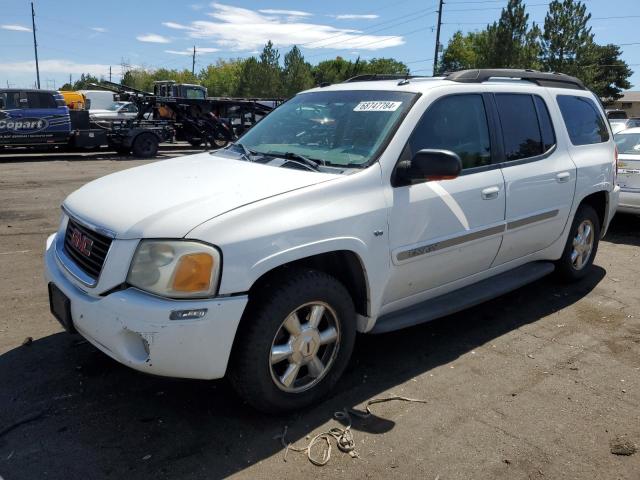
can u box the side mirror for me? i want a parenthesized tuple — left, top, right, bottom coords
(0, 98, 5, 110)
(394, 149, 462, 186)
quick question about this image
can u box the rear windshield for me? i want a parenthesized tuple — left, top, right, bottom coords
(614, 132, 640, 154)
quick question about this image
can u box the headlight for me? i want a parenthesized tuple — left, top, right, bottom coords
(127, 240, 221, 298)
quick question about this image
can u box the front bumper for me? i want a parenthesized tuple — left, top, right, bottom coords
(45, 233, 248, 380)
(618, 188, 640, 214)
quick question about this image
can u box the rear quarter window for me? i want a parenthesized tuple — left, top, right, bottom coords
(557, 95, 609, 145)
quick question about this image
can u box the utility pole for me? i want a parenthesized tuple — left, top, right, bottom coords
(109, 66, 112, 82)
(31, 2, 41, 89)
(69, 74, 72, 86)
(192, 46, 196, 75)
(433, 0, 444, 76)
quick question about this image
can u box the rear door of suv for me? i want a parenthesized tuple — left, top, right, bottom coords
(490, 90, 576, 265)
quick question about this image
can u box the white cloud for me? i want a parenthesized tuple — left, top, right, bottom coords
(162, 21, 191, 30)
(165, 47, 219, 55)
(1, 24, 31, 32)
(91, 27, 108, 33)
(167, 3, 403, 51)
(333, 14, 379, 20)
(190, 3, 205, 10)
(0, 59, 111, 77)
(136, 33, 171, 43)
(258, 9, 312, 17)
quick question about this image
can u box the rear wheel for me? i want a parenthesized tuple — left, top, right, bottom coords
(555, 204, 600, 282)
(229, 269, 356, 413)
(131, 133, 158, 158)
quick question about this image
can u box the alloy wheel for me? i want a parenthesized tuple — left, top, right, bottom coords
(571, 219, 595, 270)
(269, 302, 341, 393)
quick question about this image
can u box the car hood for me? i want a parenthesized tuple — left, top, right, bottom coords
(63, 152, 339, 239)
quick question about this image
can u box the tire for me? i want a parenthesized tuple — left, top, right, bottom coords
(131, 133, 159, 158)
(229, 269, 356, 413)
(555, 204, 601, 282)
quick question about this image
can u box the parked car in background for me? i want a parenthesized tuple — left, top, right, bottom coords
(614, 128, 640, 214)
(79, 89, 116, 111)
(607, 109, 628, 120)
(45, 69, 619, 412)
(610, 117, 640, 135)
(90, 101, 139, 121)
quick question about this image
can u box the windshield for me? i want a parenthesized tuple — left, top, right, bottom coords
(236, 90, 417, 167)
(106, 102, 127, 111)
(615, 132, 640, 154)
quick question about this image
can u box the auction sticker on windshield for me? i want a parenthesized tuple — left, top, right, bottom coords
(354, 101, 402, 112)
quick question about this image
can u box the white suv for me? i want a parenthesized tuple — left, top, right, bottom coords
(45, 69, 620, 412)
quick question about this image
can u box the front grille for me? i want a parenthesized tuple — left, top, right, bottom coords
(63, 217, 112, 280)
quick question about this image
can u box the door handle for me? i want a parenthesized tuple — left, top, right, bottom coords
(481, 186, 500, 200)
(556, 172, 571, 183)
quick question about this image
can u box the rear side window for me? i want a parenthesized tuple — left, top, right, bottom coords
(26, 92, 58, 109)
(404, 94, 492, 170)
(495, 94, 548, 161)
(557, 95, 609, 145)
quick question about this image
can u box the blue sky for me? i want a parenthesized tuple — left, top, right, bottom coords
(2, 0, 639, 90)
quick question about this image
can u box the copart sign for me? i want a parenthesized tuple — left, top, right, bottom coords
(0, 117, 49, 133)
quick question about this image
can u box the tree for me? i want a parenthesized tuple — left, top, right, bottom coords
(72, 73, 100, 90)
(235, 57, 263, 97)
(363, 58, 409, 75)
(282, 46, 314, 97)
(312, 57, 360, 84)
(441, 31, 486, 72)
(199, 59, 242, 97)
(258, 41, 282, 97)
(541, 0, 593, 73)
(483, 0, 540, 68)
(579, 43, 632, 100)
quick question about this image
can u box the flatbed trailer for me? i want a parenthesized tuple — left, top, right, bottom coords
(0, 89, 173, 158)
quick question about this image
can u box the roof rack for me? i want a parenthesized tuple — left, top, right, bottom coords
(343, 74, 425, 83)
(444, 69, 586, 90)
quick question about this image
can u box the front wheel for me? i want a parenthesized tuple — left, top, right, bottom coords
(555, 204, 601, 282)
(131, 133, 159, 158)
(229, 269, 356, 413)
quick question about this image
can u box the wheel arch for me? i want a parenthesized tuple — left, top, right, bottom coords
(577, 190, 608, 236)
(246, 249, 370, 319)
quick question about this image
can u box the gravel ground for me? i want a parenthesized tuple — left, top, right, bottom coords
(0, 154, 638, 480)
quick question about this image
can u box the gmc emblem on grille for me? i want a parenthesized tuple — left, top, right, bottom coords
(70, 228, 93, 257)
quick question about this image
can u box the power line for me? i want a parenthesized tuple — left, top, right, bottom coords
(300, 6, 438, 49)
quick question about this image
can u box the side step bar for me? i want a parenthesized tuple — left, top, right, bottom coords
(371, 261, 555, 334)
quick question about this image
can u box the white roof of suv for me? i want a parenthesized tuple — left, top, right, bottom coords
(306, 69, 588, 95)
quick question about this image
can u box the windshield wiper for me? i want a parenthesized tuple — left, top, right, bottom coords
(265, 151, 325, 171)
(217, 142, 258, 161)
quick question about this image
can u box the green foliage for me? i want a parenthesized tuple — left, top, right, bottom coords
(578, 43, 632, 99)
(282, 46, 314, 98)
(200, 59, 242, 97)
(441, 31, 486, 72)
(541, 0, 593, 72)
(235, 57, 263, 97)
(71, 73, 100, 90)
(440, 0, 631, 98)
